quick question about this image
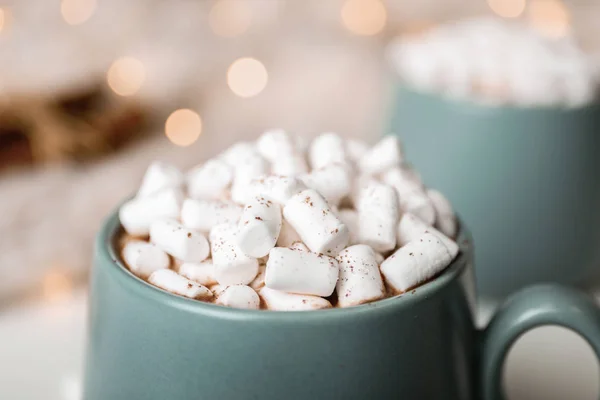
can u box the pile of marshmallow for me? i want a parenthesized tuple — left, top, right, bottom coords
(387, 17, 599, 107)
(118, 131, 459, 311)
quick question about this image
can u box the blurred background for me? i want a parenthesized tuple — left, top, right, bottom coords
(1, 1, 600, 399)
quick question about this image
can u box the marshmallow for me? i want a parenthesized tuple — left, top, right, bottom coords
(256, 129, 303, 161)
(178, 260, 217, 286)
(265, 247, 339, 297)
(210, 284, 227, 298)
(210, 224, 259, 285)
(187, 159, 233, 200)
(119, 188, 183, 236)
(289, 241, 309, 252)
(427, 189, 458, 239)
(230, 153, 270, 204)
(122, 240, 170, 279)
(149, 219, 210, 263)
(336, 209, 359, 245)
(137, 161, 183, 198)
(382, 167, 435, 226)
(356, 182, 399, 253)
(181, 198, 242, 232)
(271, 154, 309, 177)
(148, 269, 212, 299)
(380, 232, 455, 293)
(309, 132, 348, 170)
(215, 285, 260, 310)
(336, 245, 385, 307)
(259, 287, 332, 311)
(346, 139, 370, 163)
(374, 252, 385, 264)
(249, 264, 266, 290)
(397, 213, 459, 258)
(247, 176, 307, 205)
(283, 189, 350, 255)
(300, 163, 352, 206)
(220, 142, 257, 166)
(276, 219, 302, 247)
(237, 197, 282, 258)
(359, 136, 403, 175)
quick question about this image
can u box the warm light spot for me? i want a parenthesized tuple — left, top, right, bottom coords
(61, 0, 97, 25)
(0, 8, 13, 33)
(401, 20, 437, 37)
(487, 0, 526, 18)
(528, 0, 571, 38)
(43, 268, 73, 303)
(209, 0, 252, 37)
(107, 57, 145, 97)
(341, 0, 387, 36)
(165, 109, 202, 147)
(227, 57, 268, 98)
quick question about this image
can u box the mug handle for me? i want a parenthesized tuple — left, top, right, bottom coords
(479, 283, 600, 400)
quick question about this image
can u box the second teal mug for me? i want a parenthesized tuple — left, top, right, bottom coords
(84, 210, 600, 399)
(390, 86, 600, 298)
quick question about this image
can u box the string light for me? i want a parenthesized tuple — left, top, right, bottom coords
(61, 0, 97, 25)
(107, 57, 145, 97)
(341, 0, 387, 36)
(227, 57, 268, 98)
(528, 0, 571, 38)
(42, 267, 73, 303)
(487, 0, 525, 18)
(165, 109, 202, 147)
(209, 0, 252, 37)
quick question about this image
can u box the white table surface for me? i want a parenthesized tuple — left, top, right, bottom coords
(0, 288, 598, 400)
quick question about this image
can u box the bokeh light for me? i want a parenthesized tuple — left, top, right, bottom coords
(227, 57, 268, 98)
(42, 268, 73, 303)
(0, 7, 12, 33)
(209, 0, 252, 37)
(107, 57, 146, 97)
(341, 0, 387, 36)
(528, 0, 571, 38)
(487, 0, 526, 18)
(165, 109, 202, 147)
(61, 0, 97, 25)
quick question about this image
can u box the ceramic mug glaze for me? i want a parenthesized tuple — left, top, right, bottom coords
(83, 209, 600, 399)
(389, 86, 600, 298)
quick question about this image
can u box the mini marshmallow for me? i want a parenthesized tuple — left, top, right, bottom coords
(356, 182, 399, 253)
(215, 285, 260, 310)
(289, 241, 309, 252)
(271, 154, 309, 177)
(137, 161, 183, 198)
(359, 136, 403, 175)
(247, 176, 307, 205)
(187, 159, 233, 200)
(148, 269, 212, 299)
(119, 188, 183, 236)
(380, 232, 455, 293)
(374, 252, 385, 264)
(210, 223, 259, 285)
(178, 260, 216, 286)
(382, 167, 435, 225)
(150, 219, 210, 263)
(309, 132, 348, 170)
(249, 264, 266, 290)
(230, 153, 270, 204)
(336, 209, 359, 245)
(220, 142, 257, 166)
(346, 139, 370, 162)
(276, 219, 302, 247)
(397, 212, 459, 258)
(256, 129, 303, 161)
(283, 189, 350, 255)
(237, 197, 282, 258)
(181, 198, 242, 232)
(122, 240, 170, 279)
(265, 247, 339, 297)
(210, 284, 227, 298)
(427, 189, 458, 239)
(336, 245, 385, 307)
(300, 163, 352, 206)
(259, 287, 332, 311)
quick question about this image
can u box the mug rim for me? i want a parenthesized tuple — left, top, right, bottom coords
(96, 204, 473, 321)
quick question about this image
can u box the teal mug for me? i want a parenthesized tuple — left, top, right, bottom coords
(389, 86, 600, 298)
(84, 209, 600, 399)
